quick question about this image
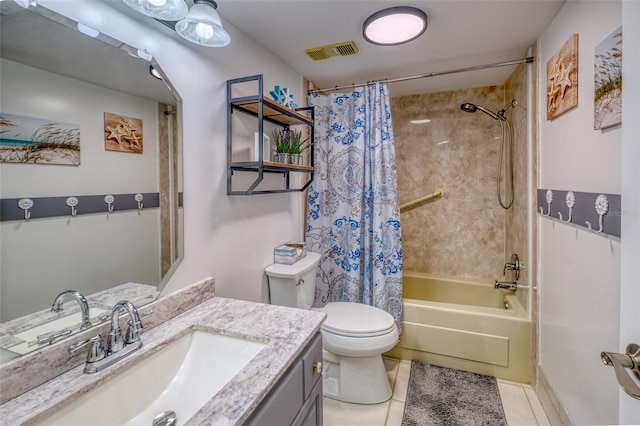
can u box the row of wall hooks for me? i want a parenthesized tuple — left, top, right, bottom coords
(538, 189, 620, 237)
(3, 192, 163, 222)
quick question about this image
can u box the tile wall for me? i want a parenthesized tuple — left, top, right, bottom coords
(392, 86, 509, 280)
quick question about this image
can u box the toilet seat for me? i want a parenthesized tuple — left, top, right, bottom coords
(319, 302, 399, 357)
(320, 302, 396, 337)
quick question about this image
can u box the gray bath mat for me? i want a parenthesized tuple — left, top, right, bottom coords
(401, 361, 507, 426)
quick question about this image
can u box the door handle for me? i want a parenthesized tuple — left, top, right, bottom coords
(601, 343, 640, 400)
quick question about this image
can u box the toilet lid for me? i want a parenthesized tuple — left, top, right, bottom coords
(320, 302, 397, 338)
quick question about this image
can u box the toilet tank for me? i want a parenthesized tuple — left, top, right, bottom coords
(265, 251, 321, 309)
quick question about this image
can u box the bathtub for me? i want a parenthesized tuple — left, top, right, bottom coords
(385, 272, 532, 383)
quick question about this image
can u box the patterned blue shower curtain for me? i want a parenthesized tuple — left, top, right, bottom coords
(306, 83, 403, 333)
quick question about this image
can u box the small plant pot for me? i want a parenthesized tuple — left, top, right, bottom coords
(273, 153, 289, 163)
(290, 154, 303, 166)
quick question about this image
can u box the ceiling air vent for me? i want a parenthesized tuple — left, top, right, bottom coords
(305, 40, 359, 61)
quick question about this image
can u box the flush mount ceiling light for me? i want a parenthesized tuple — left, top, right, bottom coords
(175, 0, 230, 47)
(122, 0, 188, 21)
(362, 6, 427, 46)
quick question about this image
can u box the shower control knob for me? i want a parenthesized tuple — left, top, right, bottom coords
(313, 361, 323, 374)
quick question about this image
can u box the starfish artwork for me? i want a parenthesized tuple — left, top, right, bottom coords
(546, 34, 578, 120)
(104, 112, 143, 153)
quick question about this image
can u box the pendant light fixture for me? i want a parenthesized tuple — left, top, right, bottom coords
(175, 0, 230, 47)
(362, 6, 428, 46)
(122, 0, 188, 21)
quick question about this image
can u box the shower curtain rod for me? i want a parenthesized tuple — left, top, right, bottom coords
(308, 56, 534, 94)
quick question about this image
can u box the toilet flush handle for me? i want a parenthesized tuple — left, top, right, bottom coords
(297, 279, 304, 286)
(314, 361, 323, 374)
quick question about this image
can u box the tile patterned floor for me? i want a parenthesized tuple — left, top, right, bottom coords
(323, 358, 551, 426)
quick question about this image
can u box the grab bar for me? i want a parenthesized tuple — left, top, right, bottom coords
(400, 189, 445, 213)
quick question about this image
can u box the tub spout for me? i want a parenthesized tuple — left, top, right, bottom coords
(495, 281, 518, 291)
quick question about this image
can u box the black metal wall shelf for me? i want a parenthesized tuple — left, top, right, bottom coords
(537, 188, 621, 238)
(227, 74, 314, 196)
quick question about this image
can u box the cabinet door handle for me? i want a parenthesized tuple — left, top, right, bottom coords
(313, 361, 323, 374)
(601, 343, 640, 400)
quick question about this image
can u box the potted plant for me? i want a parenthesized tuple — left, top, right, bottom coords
(272, 128, 291, 163)
(288, 129, 305, 165)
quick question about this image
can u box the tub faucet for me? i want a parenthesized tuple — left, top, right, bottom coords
(494, 281, 518, 291)
(51, 290, 92, 331)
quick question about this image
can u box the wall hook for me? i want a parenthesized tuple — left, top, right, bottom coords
(539, 189, 553, 216)
(18, 198, 33, 220)
(134, 193, 144, 209)
(66, 196, 79, 217)
(104, 195, 115, 213)
(586, 194, 609, 234)
(559, 191, 575, 223)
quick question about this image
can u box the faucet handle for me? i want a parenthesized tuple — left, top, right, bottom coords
(69, 335, 105, 363)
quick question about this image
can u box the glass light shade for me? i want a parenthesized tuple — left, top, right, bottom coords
(122, 0, 188, 21)
(363, 6, 427, 46)
(175, 3, 230, 47)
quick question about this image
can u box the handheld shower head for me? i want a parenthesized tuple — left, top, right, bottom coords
(460, 103, 500, 120)
(460, 103, 477, 113)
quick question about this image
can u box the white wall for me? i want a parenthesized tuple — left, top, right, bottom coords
(0, 59, 161, 320)
(538, 1, 623, 424)
(619, 1, 640, 423)
(37, 1, 307, 304)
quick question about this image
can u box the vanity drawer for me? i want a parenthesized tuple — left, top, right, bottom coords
(301, 332, 323, 399)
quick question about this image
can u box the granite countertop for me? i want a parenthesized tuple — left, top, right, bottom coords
(0, 296, 326, 425)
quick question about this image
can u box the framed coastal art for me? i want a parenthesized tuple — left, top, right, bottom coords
(0, 112, 80, 165)
(594, 26, 622, 130)
(546, 34, 579, 120)
(104, 112, 143, 154)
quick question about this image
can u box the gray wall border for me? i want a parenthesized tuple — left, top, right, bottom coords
(537, 188, 621, 238)
(0, 193, 163, 221)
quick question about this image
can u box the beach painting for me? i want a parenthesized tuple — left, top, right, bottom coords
(104, 112, 143, 154)
(594, 26, 622, 130)
(0, 112, 80, 165)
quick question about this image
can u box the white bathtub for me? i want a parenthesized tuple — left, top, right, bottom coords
(386, 272, 532, 383)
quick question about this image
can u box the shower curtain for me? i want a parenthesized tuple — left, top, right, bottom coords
(306, 83, 403, 333)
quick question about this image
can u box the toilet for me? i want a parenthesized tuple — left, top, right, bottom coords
(265, 251, 399, 404)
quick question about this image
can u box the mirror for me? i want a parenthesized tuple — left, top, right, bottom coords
(0, 2, 183, 358)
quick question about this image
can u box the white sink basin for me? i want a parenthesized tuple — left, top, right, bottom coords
(7, 307, 109, 355)
(37, 330, 266, 426)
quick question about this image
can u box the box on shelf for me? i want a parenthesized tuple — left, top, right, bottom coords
(274, 241, 307, 265)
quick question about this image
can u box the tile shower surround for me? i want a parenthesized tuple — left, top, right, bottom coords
(392, 85, 508, 279)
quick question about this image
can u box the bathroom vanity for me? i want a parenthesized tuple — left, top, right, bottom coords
(0, 280, 326, 425)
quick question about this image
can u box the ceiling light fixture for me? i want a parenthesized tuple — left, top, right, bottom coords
(77, 23, 100, 38)
(362, 6, 427, 46)
(175, 0, 230, 47)
(149, 65, 163, 80)
(122, 0, 188, 21)
(14, 0, 37, 9)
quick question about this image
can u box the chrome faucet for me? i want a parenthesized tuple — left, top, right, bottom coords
(69, 300, 146, 374)
(107, 300, 142, 354)
(51, 290, 92, 331)
(494, 281, 518, 291)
